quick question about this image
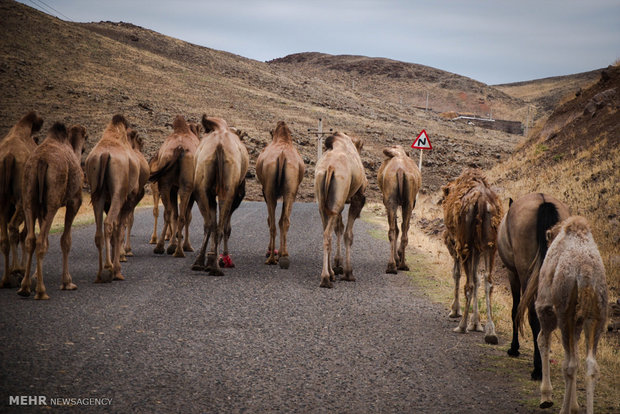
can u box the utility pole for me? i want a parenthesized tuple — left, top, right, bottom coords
(307, 118, 333, 161)
(425, 91, 429, 111)
(525, 105, 531, 137)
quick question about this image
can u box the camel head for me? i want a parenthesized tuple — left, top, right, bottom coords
(127, 128, 143, 152)
(325, 132, 363, 154)
(188, 122, 202, 139)
(201, 115, 228, 134)
(68, 125, 87, 158)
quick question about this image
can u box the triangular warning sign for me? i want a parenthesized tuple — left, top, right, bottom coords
(411, 129, 432, 150)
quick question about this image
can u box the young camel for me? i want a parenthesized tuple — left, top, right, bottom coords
(315, 132, 367, 288)
(499, 192, 570, 380)
(0, 111, 44, 288)
(532, 216, 608, 413)
(256, 121, 305, 269)
(377, 145, 421, 274)
(85, 115, 142, 283)
(17, 123, 87, 299)
(192, 116, 248, 276)
(149, 115, 199, 257)
(441, 168, 503, 344)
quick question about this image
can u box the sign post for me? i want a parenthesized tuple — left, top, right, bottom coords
(411, 129, 432, 172)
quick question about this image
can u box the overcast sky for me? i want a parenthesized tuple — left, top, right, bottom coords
(19, 0, 620, 84)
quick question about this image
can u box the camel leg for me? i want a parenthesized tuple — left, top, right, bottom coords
(0, 215, 12, 288)
(154, 184, 173, 255)
(59, 202, 79, 291)
(30, 211, 56, 300)
(449, 256, 462, 318)
(507, 270, 521, 357)
(278, 194, 294, 269)
(584, 320, 602, 414)
(483, 251, 498, 344)
(208, 200, 230, 276)
(166, 188, 180, 255)
(173, 187, 192, 258)
(320, 214, 337, 288)
(560, 322, 580, 414)
(455, 257, 473, 333)
(8, 208, 25, 277)
(17, 207, 36, 297)
(332, 214, 344, 275)
(191, 189, 211, 270)
(183, 206, 194, 252)
(265, 192, 278, 265)
(124, 211, 135, 257)
(467, 254, 484, 332)
(92, 197, 108, 283)
(342, 191, 364, 282)
(149, 185, 159, 244)
(529, 303, 543, 380)
(104, 192, 124, 281)
(397, 204, 412, 271)
(385, 205, 398, 274)
(118, 219, 128, 263)
(536, 306, 555, 409)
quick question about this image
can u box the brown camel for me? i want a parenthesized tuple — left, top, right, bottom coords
(192, 115, 248, 276)
(255, 121, 305, 269)
(120, 128, 149, 261)
(148, 156, 167, 244)
(377, 145, 421, 274)
(17, 123, 87, 299)
(441, 168, 502, 344)
(498, 192, 570, 380)
(84, 114, 142, 283)
(0, 111, 44, 288)
(533, 216, 607, 413)
(149, 115, 199, 257)
(315, 132, 367, 288)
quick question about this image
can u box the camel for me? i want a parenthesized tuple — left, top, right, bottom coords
(84, 114, 142, 283)
(192, 115, 248, 276)
(315, 132, 367, 288)
(441, 168, 502, 344)
(0, 111, 44, 288)
(149, 115, 200, 257)
(17, 123, 87, 299)
(377, 145, 421, 274)
(498, 192, 570, 380)
(531, 216, 607, 413)
(120, 128, 149, 261)
(255, 121, 305, 269)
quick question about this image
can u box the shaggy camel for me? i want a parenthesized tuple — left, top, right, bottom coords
(0, 111, 44, 288)
(498, 192, 570, 380)
(85, 115, 143, 282)
(441, 168, 502, 344)
(192, 116, 248, 276)
(120, 128, 149, 261)
(377, 145, 421, 274)
(149, 115, 199, 257)
(531, 216, 607, 413)
(17, 123, 87, 299)
(256, 121, 305, 269)
(315, 132, 367, 288)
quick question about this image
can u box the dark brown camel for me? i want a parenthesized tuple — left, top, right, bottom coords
(377, 145, 421, 274)
(441, 168, 503, 344)
(255, 121, 305, 269)
(315, 132, 367, 288)
(84, 115, 143, 283)
(17, 123, 87, 299)
(192, 116, 249, 276)
(149, 115, 199, 257)
(0, 111, 44, 288)
(498, 192, 570, 380)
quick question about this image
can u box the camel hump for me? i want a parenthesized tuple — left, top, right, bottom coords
(149, 146, 185, 183)
(111, 114, 128, 129)
(37, 158, 48, 207)
(48, 122, 68, 142)
(172, 115, 190, 134)
(0, 153, 16, 202)
(20, 111, 44, 133)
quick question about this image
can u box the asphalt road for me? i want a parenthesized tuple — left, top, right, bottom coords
(1, 201, 533, 413)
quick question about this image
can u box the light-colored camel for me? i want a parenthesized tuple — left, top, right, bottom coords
(377, 145, 421, 274)
(256, 121, 305, 269)
(498, 192, 570, 380)
(532, 216, 607, 413)
(149, 115, 199, 257)
(17, 123, 87, 299)
(120, 128, 149, 261)
(0, 111, 44, 288)
(84, 114, 142, 283)
(441, 168, 502, 344)
(192, 115, 248, 276)
(315, 132, 367, 288)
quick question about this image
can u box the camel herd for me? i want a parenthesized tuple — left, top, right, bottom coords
(0, 111, 609, 413)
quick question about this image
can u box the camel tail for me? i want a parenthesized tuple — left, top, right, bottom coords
(215, 143, 226, 197)
(322, 165, 337, 215)
(149, 146, 184, 183)
(275, 151, 287, 198)
(516, 199, 561, 333)
(0, 154, 15, 204)
(396, 168, 407, 208)
(92, 152, 110, 202)
(37, 159, 48, 207)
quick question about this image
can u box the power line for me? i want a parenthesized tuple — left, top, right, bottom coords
(28, 0, 73, 22)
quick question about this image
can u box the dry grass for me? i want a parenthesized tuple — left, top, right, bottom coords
(363, 196, 620, 412)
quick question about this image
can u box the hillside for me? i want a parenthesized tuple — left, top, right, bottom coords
(1, 0, 528, 200)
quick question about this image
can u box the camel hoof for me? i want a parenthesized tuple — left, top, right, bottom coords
(507, 348, 520, 357)
(17, 287, 31, 297)
(208, 268, 225, 277)
(219, 255, 235, 268)
(278, 256, 290, 269)
(10, 268, 25, 277)
(153, 246, 165, 255)
(333, 265, 344, 275)
(539, 401, 553, 409)
(61, 283, 77, 291)
(265, 257, 278, 265)
(341, 271, 355, 282)
(320, 279, 333, 288)
(453, 326, 467, 333)
(468, 323, 484, 332)
(120, 256, 127, 263)
(398, 264, 410, 271)
(183, 245, 194, 252)
(113, 273, 125, 281)
(166, 245, 177, 255)
(484, 334, 499, 345)
(34, 292, 50, 300)
(149, 237, 158, 245)
(385, 265, 398, 274)
(1, 275, 21, 289)
(531, 369, 542, 381)
(191, 264, 205, 271)
(173, 250, 185, 258)
(448, 310, 462, 318)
